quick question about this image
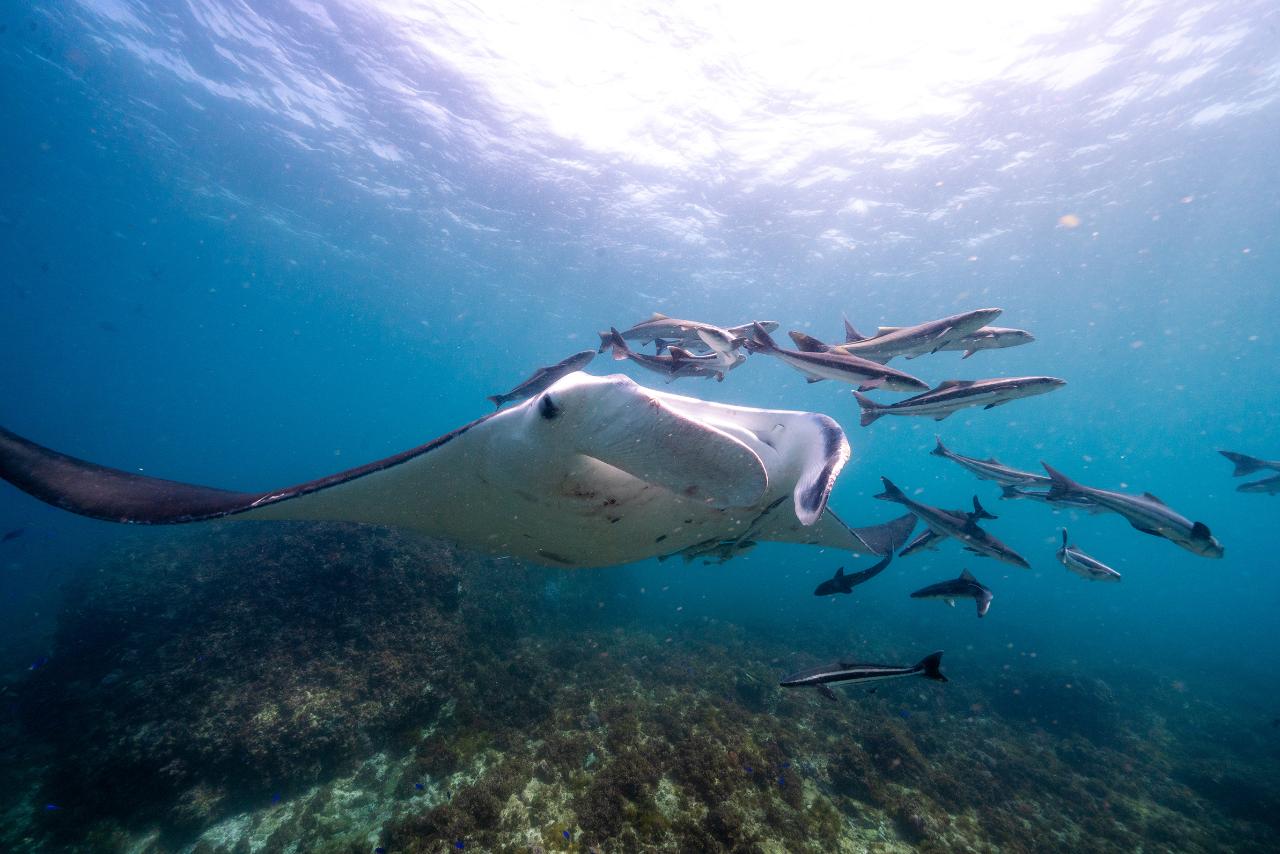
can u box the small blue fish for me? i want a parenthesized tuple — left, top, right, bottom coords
(777, 776, 785, 786)
(44, 803, 60, 811)
(414, 782, 424, 790)
(375, 848, 385, 854)
(271, 793, 281, 804)
(781, 761, 791, 769)
(563, 829, 571, 840)
(29, 656, 48, 671)
(744, 765, 753, 774)
(455, 841, 465, 850)
(899, 709, 910, 719)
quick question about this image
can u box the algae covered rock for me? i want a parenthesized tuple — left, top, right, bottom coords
(19, 522, 469, 836)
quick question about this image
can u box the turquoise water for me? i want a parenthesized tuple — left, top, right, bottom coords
(1, 2, 1278, 851)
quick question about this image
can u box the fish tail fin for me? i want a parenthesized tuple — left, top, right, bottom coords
(597, 330, 613, 353)
(654, 337, 672, 354)
(853, 392, 884, 427)
(843, 315, 866, 343)
(788, 330, 830, 353)
(607, 327, 632, 361)
(1062, 528, 1069, 548)
(486, 394, 505, 410)
(916, 651, 946, 682)
(971, 495, 997, 520)
(930, 435, 949, 457)
(874, 476, 905, 503)
(1041, 461, 1081, 500)
(749, 322, 778, 352)
(667, 346, 693, 363)
(1220, 450, 1265, 477)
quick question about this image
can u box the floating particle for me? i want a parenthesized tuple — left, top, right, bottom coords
(1058, 213, 1081, 228)
(44, 803, 60, 811)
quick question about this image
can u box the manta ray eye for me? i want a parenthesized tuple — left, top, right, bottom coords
(538, 394, 561, 420)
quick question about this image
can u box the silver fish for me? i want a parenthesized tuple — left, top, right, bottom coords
(1238, 474, 1280, 495)
(1220, 451, 1280, 495)
(898, 496, 997, 558)
(599, 313, 746, 363)
(779, 651, 946, 699)
(487, 350, 597, 409)
(750, 324, 928, 393)
(1042, 463, 1223, 559)
(999, 484, 1103, 513)
(871, 324, 1034, 359)
(797, 308, 1003, 363)
(876, 478, 1030, 569)
(930, 436, 1049, 487)
(854, 376, 1065, 426)
(656, 321, 779, 354)
(1056, 529, 1121, 581)
(606, 328, 740, 382)
(910, 569, 994, 617)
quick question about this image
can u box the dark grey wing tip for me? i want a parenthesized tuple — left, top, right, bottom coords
(0, 425, 264, 524)
(850, 512, 917, 556)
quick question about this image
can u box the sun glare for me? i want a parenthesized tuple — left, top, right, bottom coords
(382, 0, 1105, 169)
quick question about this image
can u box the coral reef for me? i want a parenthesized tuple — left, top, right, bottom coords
(1, 522, 1276, 852)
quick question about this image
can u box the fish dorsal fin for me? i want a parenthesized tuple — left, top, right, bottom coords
(1142, 491, 1167, 505)
(843, 316, 867, 343)
(984, 457, 1002, 464)
(959, 568, 977, 583)
(648, 312, 670, 321)
(1191, 521, 1213, 540)
(835, 567, 845, 578)
(936, 380, 975, 390)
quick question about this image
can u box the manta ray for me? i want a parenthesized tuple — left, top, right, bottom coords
(0, 372, 914, 568)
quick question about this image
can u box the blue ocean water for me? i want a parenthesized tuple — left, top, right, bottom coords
(1, 2, 1278, 850)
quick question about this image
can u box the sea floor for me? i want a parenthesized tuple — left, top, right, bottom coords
(0, 523, 1275, 853)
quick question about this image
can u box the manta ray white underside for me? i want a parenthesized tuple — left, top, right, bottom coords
(0, 372, 913, 568)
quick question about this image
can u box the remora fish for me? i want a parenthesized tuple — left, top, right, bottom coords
(780, 651, 946, 701)
(910, 569, 994, 617)
(655, 321, 779, 354)
(1056, 529, 1121, 581)
(1, 527, 23, 544)
(813, 553, 893, 596)
(1237, 474, 1280, 495)
(1041, 462, 1223, 558)
(1219, 450, 1280, 477)
(929, 436, 1049, 487)
(607, 329, 740, 382)
(487, 350, 597, 409)
(854, 376, 1066, 427)
(999, 484, 1102, 513)
(876, 478, 1030, 568)
(749, 324, 928, 392)
(792, 308, 1003, 363)
(873, 325, 1034, 359)
(1220, 451, 1280, 494)
(898, 496, 996, 558)
(598, 313, 746, 362)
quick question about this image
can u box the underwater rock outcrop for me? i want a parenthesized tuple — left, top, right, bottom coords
(19, 522, 473, 838)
